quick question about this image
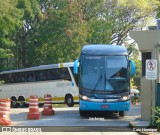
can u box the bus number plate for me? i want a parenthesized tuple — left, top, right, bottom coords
(101, 105, 109, 108)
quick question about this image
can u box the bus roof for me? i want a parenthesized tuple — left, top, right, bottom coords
(81, 44, 128, 56)
(0, 62, 74, 74)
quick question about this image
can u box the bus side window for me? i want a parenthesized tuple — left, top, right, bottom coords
(18, 72, 25, 82)
(35, 70, 40, 81)
(46, 69, 56, 80)
(4, 73, 18, 84)
(59, 68, 71, 81)
(40, 71, 47, 81)
(47, 70, 52, 80)
(35, 70, 47, 81)
(11, 73, 18, 83)
(54, 68, 61, 80)
(46, 68, 61, 80)
(2, 74, 7, 84)
(35, 70, 50, 81)
(27, 72, 35, 82)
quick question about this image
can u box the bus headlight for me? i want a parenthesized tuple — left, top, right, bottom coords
(121, 95, 130, 101)
(82, 96, 89, 100)
(79, 95, 89, 100)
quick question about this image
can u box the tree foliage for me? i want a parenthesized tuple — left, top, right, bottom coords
(0, 0, 159, 72)
(105, 0, 159, 44)
(36, 0, 88, 64)
(0, 0, 23, 70)
(126, 42, 141, 89)
(13, 0, 43, 68)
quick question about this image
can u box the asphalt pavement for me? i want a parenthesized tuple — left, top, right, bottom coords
(1, 105, 159, 134)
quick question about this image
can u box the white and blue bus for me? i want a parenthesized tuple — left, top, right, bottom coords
(74, 44, 136, 117)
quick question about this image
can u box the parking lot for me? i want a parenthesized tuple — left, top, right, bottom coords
(8, 105, 141, 132)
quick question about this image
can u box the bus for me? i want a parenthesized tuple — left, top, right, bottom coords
(74, 44, 136, 117)
(0, 62, 79, 108)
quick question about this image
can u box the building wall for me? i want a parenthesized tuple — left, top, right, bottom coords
(130, 30, 159, 121)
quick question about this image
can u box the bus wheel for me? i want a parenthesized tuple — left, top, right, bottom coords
(79, 110, 86, 117)
(18, 97, 25, 108)
(25, 104, 29, 108)
(119, 111, 125, 117)
(39, 103, 43, 108)
(65, 94, 74, 107)
(11, 97, 18, 108)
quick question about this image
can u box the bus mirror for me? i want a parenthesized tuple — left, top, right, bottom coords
(130, 60, 136, 76)
(74, 59, 79, 74)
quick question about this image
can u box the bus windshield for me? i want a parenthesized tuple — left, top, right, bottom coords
(80, 55, 128, 91)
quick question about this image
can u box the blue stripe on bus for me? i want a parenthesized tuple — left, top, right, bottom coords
(79, 100, 130, 111)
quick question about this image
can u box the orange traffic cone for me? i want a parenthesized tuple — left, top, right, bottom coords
(42, 94, 55, 115)
(0, 99, 11, 126)
(27, 95, 40, 120)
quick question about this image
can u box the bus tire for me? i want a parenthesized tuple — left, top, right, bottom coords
(79, 110, 86, 116)
(119, 111, 125, 117)
(11, 97, 18, 108)
(18, 97, 25, 108)
(65, 94, 74, 107)
(39, 103, 43, 108)
(25, 104, 29, 108)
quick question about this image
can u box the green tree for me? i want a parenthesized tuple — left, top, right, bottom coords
(80, 0, 159, 45)
(13, 0, 43, 68)
(80, 0, 112, 44)
(35, 0, 88, 64)
(104, 0, 159, 44)
(1, 0, 159, 72)
(125, 41, 141, 89)
(0, 0, 23, 70)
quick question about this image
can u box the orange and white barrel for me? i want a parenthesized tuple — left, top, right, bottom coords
(27, 95, 40, 120)
(0, 99, 11, 126)
(42, 94, 55, 115)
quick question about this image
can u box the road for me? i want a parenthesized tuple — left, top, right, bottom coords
(8, 105, 141, 132)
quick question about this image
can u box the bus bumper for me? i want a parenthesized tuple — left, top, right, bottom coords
(79, 100, 130, 111)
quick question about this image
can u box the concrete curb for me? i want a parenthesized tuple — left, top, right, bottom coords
(129, 122, 148, 135)
(129, 121, 158, 135)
